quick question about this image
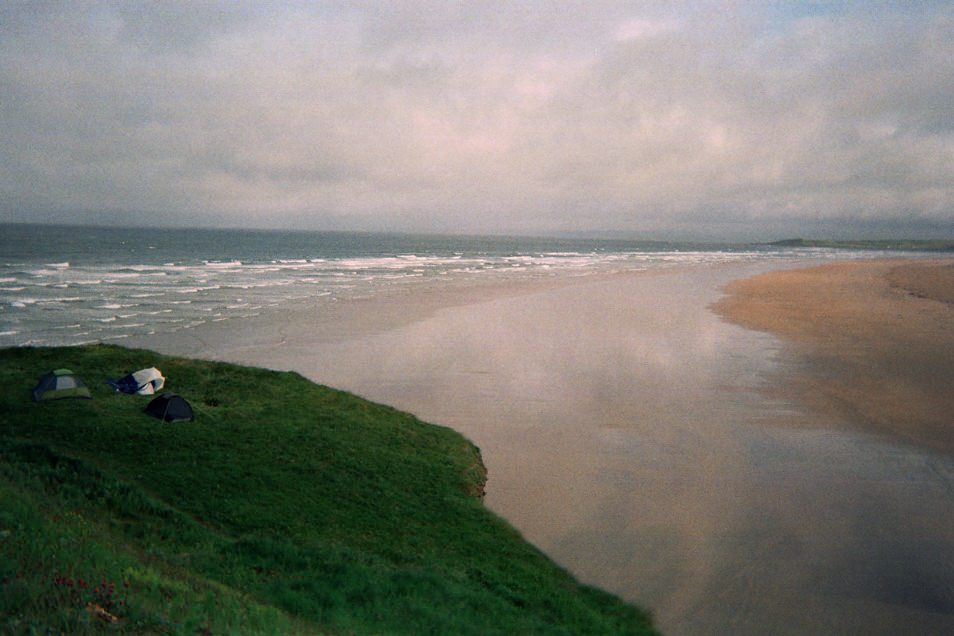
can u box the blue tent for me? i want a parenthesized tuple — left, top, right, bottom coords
(32, 369, 92, 401)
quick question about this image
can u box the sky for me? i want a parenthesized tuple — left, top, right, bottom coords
(1, 1, 953, 240)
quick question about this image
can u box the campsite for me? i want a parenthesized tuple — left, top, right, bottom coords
(33, 363, 195, 423)
(0, 344, 658, 635)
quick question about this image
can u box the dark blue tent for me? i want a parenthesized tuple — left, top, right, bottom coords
(144, 393, 194, 423)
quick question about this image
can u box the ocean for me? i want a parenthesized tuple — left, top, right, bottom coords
(0, 223, 893, 348)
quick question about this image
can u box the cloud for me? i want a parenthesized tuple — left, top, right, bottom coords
(614, 18, 681, 41)
(1, 2, 952, 238)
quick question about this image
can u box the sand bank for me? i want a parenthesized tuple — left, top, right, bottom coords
(714, 259, 954, 456)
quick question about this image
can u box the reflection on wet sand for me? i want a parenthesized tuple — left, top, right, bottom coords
(134, 264, 954, 635)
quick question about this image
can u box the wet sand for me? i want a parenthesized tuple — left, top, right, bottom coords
(129, 261, 954, 636)
(714, 259, 954, 456)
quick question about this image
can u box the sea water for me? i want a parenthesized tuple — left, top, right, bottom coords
(0, 223, 870, 348)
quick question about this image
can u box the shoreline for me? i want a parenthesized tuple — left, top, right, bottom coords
(125, 264, 739, 364)
(713, 258, 954, 456)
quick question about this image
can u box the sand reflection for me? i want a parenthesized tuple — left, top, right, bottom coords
(137, 265, 954, 635)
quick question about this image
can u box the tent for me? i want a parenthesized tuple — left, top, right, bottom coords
(108, 367, 165, 395)
(32, 369, 92, 402)
(144, 392, 194, 423)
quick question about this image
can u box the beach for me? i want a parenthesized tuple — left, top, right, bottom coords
(125, 257, 954, 636)
(714, 258, 954, 456)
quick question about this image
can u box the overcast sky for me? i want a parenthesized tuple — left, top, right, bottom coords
(2, 1, 953, 240)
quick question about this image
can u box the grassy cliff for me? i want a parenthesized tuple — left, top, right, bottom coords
(0, 344, 658, 635)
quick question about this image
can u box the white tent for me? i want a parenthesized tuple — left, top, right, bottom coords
(130, 367, 165, 395)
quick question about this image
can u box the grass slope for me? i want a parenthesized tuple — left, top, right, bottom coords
(0, 345, 658, 635)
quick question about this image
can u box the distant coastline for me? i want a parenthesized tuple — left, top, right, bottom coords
(768, 238, 954, 251)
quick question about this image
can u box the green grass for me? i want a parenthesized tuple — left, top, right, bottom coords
(0, 344, 658, 635)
